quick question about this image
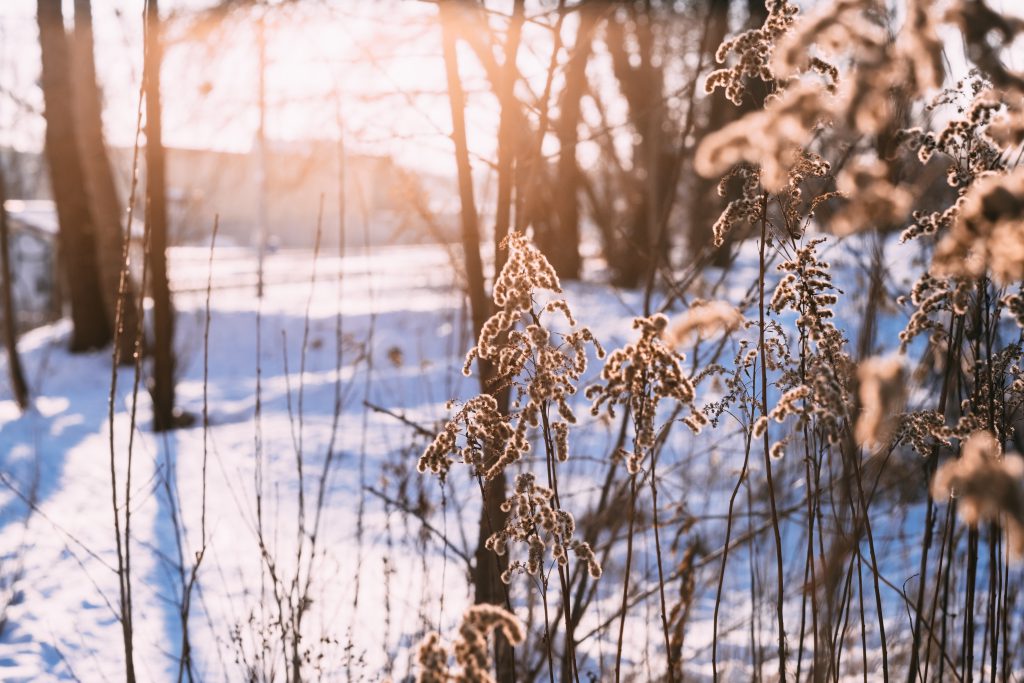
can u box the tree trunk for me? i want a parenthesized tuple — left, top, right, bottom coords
(37, 0, 112, 352)
(546, 4, 599, 280)
(604, 6, 673, 288)
(72, 0, 139, 364)
(144, 0, 177, 432)
(440, 7, 513, 682)
(0, 163, 29, 410)
(492, 0, 525, 277)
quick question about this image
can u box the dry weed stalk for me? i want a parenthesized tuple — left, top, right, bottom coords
(418, 232, 603, 678)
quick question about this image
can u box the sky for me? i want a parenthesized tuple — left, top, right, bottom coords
(0, 0, 524, 175)
(2, 0, 1023, 179)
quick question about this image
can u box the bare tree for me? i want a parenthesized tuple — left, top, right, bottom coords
(603, 2, 677, 288)
(548, 4, 601, 279)
(37, 0, 112, 351)
(71, 0, 140, 364)
(492, 0, 525, 276)
(144, 0, 180, 431)
(440, 5, 514, 681)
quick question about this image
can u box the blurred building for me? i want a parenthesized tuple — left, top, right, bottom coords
(1, 199, 61, 331)
(2, 143, 457, 250)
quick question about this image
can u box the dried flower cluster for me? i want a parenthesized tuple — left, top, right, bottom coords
(708, 164, 762, 247)
(486, 472, 600, 583)
(932, 167, 1024, 285)
(587, 314, 701, 472)
(894, 410, 952, 457)
(931, 431, 1024, 558)
(1006, 289, 1024, 328)
(769, 240, 854, 442)
(770, 239, 841, 351)
(418, 394, 515, 481)
(704, 0, 798, 105)
(416, 605, 526, 683)
(665, 300, 745, 346)
(420, 232, 604, 609)
(419, 232, 602, 481)
(897, 272, 972, 349)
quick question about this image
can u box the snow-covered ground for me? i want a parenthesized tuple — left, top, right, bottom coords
(0, 237, 980, 681)
(0, 240, 663, 681)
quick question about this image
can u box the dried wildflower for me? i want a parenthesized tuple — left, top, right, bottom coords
(682, 408, 710, 435)
(770, 440, 786, 460)
(423, 232, 602, 481)
(855, 355, 906, 451)
(769, 385, 810, 423)
(705, 0, 799, 105)
(778, 152, 833, 235)
(415, 605, 526, 683)
(769, 239, 854, 440)
(552, 421, 569, 462)
(588, 314, 696, 465)
(831, 157, 913, 235)
(904, 87, 1006, 188)
(770, 239, 841, 350)
(900, 206, 957, 243)
(895, 410, 952, 457)
(488, 473, 600, 582)
(695, 83, 829, 192)
(416, 633, 450, 683)
(418, 395, 519, 481)
(931, 431, 1024, 558)
(898, 272, 972, 350)
(709, 164, 762, 247)
(932, 167, 1024, 285)
(1005, 290, 1024, 328)
(572, 541, 602, 579)
(666, 300, 745, 346)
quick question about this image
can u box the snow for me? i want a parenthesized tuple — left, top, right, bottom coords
(0, 244, 491, 681)
(0, 236, 983, 681)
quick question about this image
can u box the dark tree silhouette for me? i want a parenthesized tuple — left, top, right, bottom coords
(547, 4, 600, 280)
(72, 0, 140, 364)
(144, 0, 179, 432)
(37, 0, 112, 352)
(441, 5, 513, 681)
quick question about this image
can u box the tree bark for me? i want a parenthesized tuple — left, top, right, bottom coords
(144, 0, 177, 431)
(72, 0, 139, 364)
(0, 163, 29, 410)
(441, 7, 513, 682)
(37, 0, 112, 352)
